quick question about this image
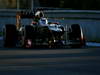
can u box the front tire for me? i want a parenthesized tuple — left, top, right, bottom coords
(69, 24, 86, 48)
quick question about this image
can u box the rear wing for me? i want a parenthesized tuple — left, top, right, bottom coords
(16, 11, 34, 29)
(16, 11, 34, 19)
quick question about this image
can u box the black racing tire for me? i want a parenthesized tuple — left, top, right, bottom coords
(71, 24, 81, 38)
(70, 24, 86, 47)
(3, 24, 17, 47)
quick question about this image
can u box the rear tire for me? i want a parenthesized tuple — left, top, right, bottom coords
(3, 24, 17, 47)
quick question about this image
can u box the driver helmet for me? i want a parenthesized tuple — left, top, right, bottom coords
(35, 11, 44, 18)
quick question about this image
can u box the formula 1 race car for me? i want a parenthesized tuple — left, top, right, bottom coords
(3, 11, 86, 48)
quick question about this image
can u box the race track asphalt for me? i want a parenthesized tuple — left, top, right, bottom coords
(0, 47, 99, 75)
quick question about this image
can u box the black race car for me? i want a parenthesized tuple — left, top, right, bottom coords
(3, 11, 86, 48)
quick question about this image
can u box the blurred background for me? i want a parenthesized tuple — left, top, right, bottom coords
(0, 0, 100, 10)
